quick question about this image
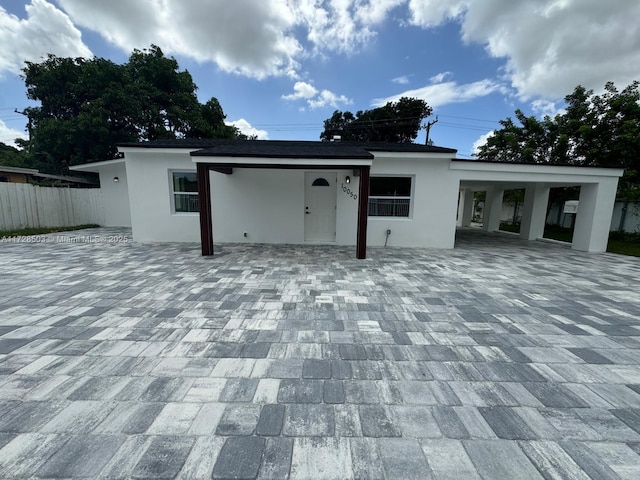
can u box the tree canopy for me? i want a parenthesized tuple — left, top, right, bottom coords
(19, 45, 242, 174)
(477, 81, 640, 200)
(320, 97, 432, 143)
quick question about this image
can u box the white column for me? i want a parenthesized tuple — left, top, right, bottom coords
(482, 186, 504, 232)
(572, 178, 619, 252)
(456, 190, 464, 227)
(460, 190, 474, 227)
(520, 183, 550, 240)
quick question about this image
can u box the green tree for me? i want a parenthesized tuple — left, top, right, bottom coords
(22, 45, 241, 174)
(478, 81, 640, 201)
(320, 97, 432, 143)
(0, 143, 28, 168)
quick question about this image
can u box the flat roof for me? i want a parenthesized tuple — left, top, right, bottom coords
(451, 158, 624, 170)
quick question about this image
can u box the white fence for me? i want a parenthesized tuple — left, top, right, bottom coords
(0, 183, 104, 231)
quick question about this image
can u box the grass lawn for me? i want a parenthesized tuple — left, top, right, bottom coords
(0, 224, 100, 239)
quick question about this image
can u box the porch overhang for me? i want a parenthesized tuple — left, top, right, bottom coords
(191, 152, 373, 260)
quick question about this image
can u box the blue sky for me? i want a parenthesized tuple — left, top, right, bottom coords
(1, 0, 639, 159)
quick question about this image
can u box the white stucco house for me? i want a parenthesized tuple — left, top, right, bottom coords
(71, 139, 623, 259)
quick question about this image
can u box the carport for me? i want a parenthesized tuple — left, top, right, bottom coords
(452, 160, 624, 252)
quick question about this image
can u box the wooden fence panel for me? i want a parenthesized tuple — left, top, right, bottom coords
(0, 183, 104, 230)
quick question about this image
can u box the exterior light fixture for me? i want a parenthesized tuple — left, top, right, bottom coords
(345, 176, 351, 184)
(113, 177, 120, 183)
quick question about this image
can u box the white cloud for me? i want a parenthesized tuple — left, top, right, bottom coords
(57, 0, 301, 79)
(391, 75, 410, 84)
(430, 71, 452, 83)
(0, 0, 91, 75)
(0, 120, 28, 148)
(282, 81, 352, 109)
(472, 130, 494, 155)
(407, 0, 640, 99)
(373, 78, 503, 108)
(5, 0, 637, 100)
(308, 90, 352, 109)
(44, 1, 407, 78)
(531, 99, 565, 118)
(282, 81, 318, 100)
(226, 119, 269, 140)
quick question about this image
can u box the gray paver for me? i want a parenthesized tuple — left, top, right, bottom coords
(1, 227, 640, 479)
(132, 435, 195, 479)
(283, 404, 335, 436)
(359, 405, 401, 437)
(258, 437, 293, 480)
(36, 434, 125, 478)
(215, 404, 260, 435)
(291, 437, 353, 480)
(350, 437, 385, 480)
(256, 403, 285, 436)
(463, 439, 544, 480)
(212, 436, 265, 480)
(379, 438, 432, 479)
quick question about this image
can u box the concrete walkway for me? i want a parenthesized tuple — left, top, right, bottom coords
(0, 227, 639, 479)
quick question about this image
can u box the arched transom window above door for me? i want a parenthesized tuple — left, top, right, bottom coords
(312, 178, 330, 187)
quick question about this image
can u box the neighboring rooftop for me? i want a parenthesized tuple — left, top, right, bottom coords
(118, 138, 458, 158)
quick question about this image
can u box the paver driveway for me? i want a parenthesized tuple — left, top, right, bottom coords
(0, 227, 640, 479)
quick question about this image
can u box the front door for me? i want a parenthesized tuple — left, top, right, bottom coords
(304, 172, 337, 242)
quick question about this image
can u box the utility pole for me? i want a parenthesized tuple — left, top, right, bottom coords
(424, 116, 438, 145)
(14, 108, 33, 152)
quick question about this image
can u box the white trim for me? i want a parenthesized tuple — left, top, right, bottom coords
(69, 158, 126, 171)
(368, 174, 414, 219)
(169, 169, 199, 215)
(450, 160, 623, 178)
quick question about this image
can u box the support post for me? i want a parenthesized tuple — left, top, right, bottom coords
(482, 186, 504, 232)
(572, 179, 619, 252)
(356, 166, 370, 259)
(460, 190, 474, 227)
(197, 163, 214, 256)
(520, 183, 550, 240)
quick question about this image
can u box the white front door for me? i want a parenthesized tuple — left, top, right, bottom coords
(304, 172, 337, 242)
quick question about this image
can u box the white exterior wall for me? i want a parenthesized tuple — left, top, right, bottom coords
(212, 168, 358, 245)
(369, 156, 459, 248)
(119, 149, 462, 248)
(125, 150, 200, 242)
(97, 162, 131, 227)
(211, 168, 304, 244)
(86, 149, 623, 252)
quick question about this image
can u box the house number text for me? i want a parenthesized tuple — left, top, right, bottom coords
(341, 183, 357, 200)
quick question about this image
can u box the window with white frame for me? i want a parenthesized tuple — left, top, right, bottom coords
(171, 171, 199, 213)
(368, 176, 412, 217)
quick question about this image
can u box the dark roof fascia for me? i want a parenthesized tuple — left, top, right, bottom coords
(118, 139, 457, 155)
(451, 158, 624, 169)
(33, 172, 97, 184)
(191, 150, 374, 160)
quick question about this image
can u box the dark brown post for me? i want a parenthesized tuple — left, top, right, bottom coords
(356, 166, 370, 259)
(197, 163, 214, 256)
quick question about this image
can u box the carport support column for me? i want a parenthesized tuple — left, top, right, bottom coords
(520, 183, 550, 240)
(459, 190, 474, 227)
(482, 186, 503, 232)
(572, 179, 619, 252)
(356, 166, 370, 259)
(197, 163, 214, 256)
